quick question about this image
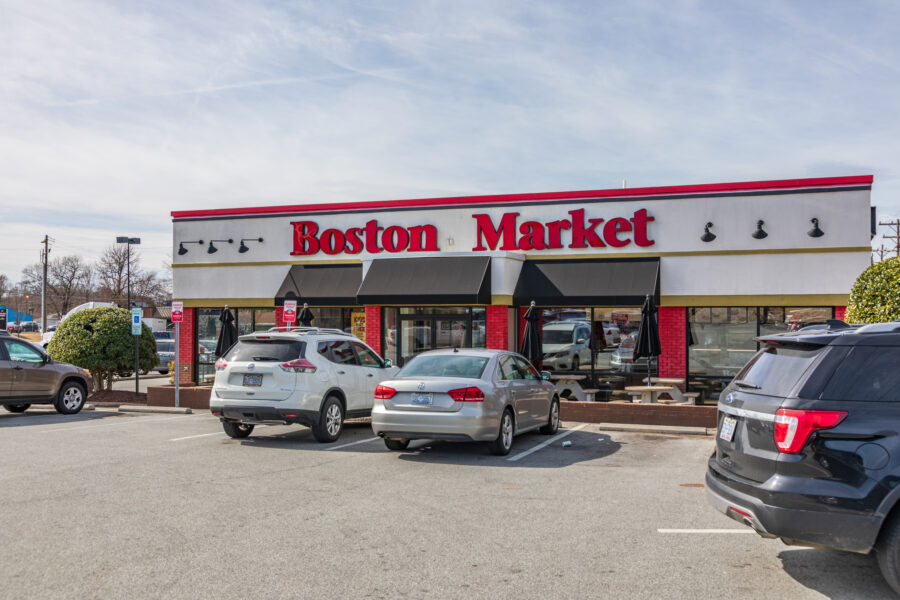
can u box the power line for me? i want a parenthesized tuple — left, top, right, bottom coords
(879, 219, 900, 258)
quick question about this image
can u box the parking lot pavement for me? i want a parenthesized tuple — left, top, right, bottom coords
(0, 411, 894, 600)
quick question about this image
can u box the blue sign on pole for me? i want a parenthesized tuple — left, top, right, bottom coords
(131, 308, 142, 335)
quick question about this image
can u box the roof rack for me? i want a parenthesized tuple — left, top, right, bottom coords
(265, 326, 352, 336)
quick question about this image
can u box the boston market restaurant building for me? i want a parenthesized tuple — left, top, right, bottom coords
(170, 175, 873, 408)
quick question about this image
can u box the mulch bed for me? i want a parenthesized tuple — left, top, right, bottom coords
(88, 390, 147, 406)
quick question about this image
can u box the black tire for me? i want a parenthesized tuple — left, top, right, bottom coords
(489, 409, 515, 456)
(159, 370, 169, 375)
(312, 396, 344, 443)
(540, 397, 560, 435)
(54, 381, 86, 415)
(384, 438, 410, 451)
(222, 421, 254, 438)
(877, 512, 900, 594)
(572, 355, 580, 371)
(4, 404, 30, 413)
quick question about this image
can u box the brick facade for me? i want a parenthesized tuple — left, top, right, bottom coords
(835, 305, 847, 321)
(365, 305, 382, 354)
(485, 305, 509, 350)
(175, 307, 195, 385)
(658, 306, 687, 379)
(274, 306, 286, 328)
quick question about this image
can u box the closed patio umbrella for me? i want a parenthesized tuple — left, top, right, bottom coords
(633, 295, 662, 384)
(299, 303, 315, 327)
(519, 301, 543, 369)
(215, 307, 238, 356)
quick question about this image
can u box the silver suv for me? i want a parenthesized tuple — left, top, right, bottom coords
(209, 328, 398, 442)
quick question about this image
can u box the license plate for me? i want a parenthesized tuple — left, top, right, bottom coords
(719, 416, 737, 442)
(243, 374, 262, 387)
(411, 393, 433, 406)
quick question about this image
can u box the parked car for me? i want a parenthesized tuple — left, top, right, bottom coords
(153, 330, 174, 340)
(541, 321, 591, 371)
(371, 349, 560, 455)
(6, 322, 19, 333)
(41, 302, 115, 348)
(705, 320, 900, 595)
(209, 328, 398, 442)
(40, 325, 57, 347)
(18, 322, 40, 333)
(0, 330, 92, 414)
(155, 339, 175, 374)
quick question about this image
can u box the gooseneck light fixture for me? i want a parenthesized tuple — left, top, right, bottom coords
(700, 222, 716, 243)
(808, 218, 824, 238)
(177, 240, 204, 255)
(207, 239, 234, 254)
(238, 237, 264, 253)
(752, 220, 768, 239)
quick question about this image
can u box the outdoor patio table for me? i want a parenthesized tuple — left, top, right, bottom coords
(549, 374, 587, 402)
(625, 385, 677, 404)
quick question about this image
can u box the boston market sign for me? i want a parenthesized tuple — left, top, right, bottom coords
(290, 208, 655, 256)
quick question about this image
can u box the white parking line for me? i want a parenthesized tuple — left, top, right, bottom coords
(506, 424, 587, 462)
(325, 436, 380, 451)
(41, 415, 189, 433)
(657, 529, 755, 534)
(170, 431, 226, 442)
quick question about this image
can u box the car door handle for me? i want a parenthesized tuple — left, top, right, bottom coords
(13, 366, 23, 370)
(367, 373, 374, 377)
(337, 370, 346, 375)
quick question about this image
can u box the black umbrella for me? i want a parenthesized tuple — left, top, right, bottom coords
(299, 303, 315, 327)
(215, 307, 238, 356)
(519, 301, 543, 368)
(633, 294, 662, 384)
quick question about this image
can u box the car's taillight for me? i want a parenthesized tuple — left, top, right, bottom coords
(214, 358, 228, 371)
(448, 387, 485, 402)
(279, 359, 316, 373)
(774, 408, 847, 453)
(374, 385, 397, 400)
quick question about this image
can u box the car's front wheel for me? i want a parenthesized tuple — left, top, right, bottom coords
(54, 382, 86, 415)
(4, 404, 30, 413)
(540, 397, 560, 435)
(877, 512, 900, 594)
(384, 438, 410, 451)
(312, 396, 344, 443)
(222, 422, 254, 438)
(489, 409, 515, 456)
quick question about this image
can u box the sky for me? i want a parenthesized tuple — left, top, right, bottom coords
(2, 0, 899, 281)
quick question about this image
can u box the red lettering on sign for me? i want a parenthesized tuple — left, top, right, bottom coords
(364, 219, 384, 254)
(603, 218, 632, 248)
(518, 221, 546, 251)
(630, 209, 655, 247)
(382, 226, 409, 252)
(546, 219, 571, 249)
(320, 229, 346, 254)
(473, 213, 519, 251)
(568, 209, 605, 249)
(344, 227, 364, 253)
(408, 225, 439, 252)
(290, 221, 319, 255)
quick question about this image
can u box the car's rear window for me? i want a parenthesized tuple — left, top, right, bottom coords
(224, 340, 305, 362)
(820, 346, 900, 402)
(734, 344, 825, 397)
(156, 341, 175, 353)
(398, 355, 489, 379)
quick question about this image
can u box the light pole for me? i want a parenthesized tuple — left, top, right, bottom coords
(116, 236, 141, 395)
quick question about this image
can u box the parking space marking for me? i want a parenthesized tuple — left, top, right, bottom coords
(325, 436, 380, 451)
(657, 529, 756, 534)
(41, 415, 190, 433)
(170, 431, 226, 442)
(506, 424, 587, 462)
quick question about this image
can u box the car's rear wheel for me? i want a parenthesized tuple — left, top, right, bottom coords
(489, 409, 515, 456)
(222, 422, 254, 438)
(312, 396, 344, 443)
(4, 404, 30, 413)
(54, 382, 86, 415)
(540, 397, 560, 435)
(384, 438, 410, 451)
(877, 512, 900, 594)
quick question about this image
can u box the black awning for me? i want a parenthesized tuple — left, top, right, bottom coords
(513, 258, 659, 306)
(275, 264, 362, 306)
(357, 257, 491, 305)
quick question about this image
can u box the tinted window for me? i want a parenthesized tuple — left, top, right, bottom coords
(514, 357, 540, 380)
(326, 340, 358, 365)
(497, 355, 520, 380)
(352, 342, 382, 367)
(4, 340, 44, 363)
(821, 346, 900, 402)
(223, 340, 305, 362)
(735, 344, 824, 397)
(398, 355, 489, 379)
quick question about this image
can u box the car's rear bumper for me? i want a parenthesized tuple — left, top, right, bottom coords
(371, 403, 500, 442)
(212, 405, 319, 428)
(706, 461, 882, 553)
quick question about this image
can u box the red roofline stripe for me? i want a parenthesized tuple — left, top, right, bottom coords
(171, 175, 873, 220)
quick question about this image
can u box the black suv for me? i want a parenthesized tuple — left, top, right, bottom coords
(706, 320, 900, 594)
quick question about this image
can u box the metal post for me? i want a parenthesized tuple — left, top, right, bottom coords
(129, 243, 139, 395)
(41, 235, 49, 333)
(175, 320, 180, 408)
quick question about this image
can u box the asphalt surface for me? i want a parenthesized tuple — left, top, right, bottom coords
(0, 408, 894, 599)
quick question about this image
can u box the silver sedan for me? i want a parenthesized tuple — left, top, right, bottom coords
(370, 349, 560, 455)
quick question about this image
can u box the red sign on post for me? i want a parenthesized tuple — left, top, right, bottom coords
(283, 300, 297, 323)
(171, 301, 184, 323)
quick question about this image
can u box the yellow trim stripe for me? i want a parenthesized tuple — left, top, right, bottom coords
(660, 294, 848, 307)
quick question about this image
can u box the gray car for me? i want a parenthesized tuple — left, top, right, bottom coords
(371, 349, 560, 455)
(0, 331, 93, 414)
(155, 339, 175, 374)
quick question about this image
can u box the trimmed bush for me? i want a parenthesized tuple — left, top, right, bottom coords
(47, 307, 158, 391)
(846, 257, 900, 324)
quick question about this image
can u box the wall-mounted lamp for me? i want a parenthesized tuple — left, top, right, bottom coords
(751, 220, 768, 239)
(446, 236, 454, 247)
(177, 240, 204, 255)
(238, 237, 264, 253)
(207, 239, 233, 254)
(700, 222, 716, 243)
(808, 218, 824, 238)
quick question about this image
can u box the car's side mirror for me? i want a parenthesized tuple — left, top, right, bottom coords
(42, 355, 51, 364)
(576, 338, 585, 344)
(383, 359, 392, 368)
(541, 371, 551, 381)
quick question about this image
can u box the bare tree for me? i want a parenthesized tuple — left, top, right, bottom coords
(95, 245, 139, 305)
(48, 256, 92, 315)
(0, 274, 9, 304)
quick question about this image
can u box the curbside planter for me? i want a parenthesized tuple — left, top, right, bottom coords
(559, 400, 717, 428)
(147, 384, 212, 410)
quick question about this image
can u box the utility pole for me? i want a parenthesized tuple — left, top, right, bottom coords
(873, 245, 887, 263)
(41, 235, 49, 332)
(879, 219, 900, 258)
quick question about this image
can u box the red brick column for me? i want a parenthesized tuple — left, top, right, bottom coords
(275, 306, 287, 328)
(486, 306, 509, 350)
(365, 306, 382, 354)
(835, 306, 847, 321)
(658, 306, 687, 379)
(175, 307, 195, 384)
(517, 306, 529, 348)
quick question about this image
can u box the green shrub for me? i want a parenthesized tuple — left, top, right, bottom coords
(47, 307, 158, 391)
(846, 257, 900, 323)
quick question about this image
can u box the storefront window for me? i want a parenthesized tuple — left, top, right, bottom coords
(383, 308, 398, 365)
(689, 307, 758, 380)
(387, 307, 486, 366)
(759, 307, 832, 337)
(196, 308, 222, 384)
(252, 309, 276, 332)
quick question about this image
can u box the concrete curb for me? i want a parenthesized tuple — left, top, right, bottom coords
(83, 404, 95, 411)
(118, 405, 193, 415)
(594, 422, 712, 436)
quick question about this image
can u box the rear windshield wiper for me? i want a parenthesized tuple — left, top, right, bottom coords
(733, 379, 761, 390)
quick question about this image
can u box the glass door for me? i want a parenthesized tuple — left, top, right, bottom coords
(400, 319, 431, 365)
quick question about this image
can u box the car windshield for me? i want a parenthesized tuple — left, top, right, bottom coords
(543, 329, 575, 344)
(398, 355, 489, 379)
(224, 340, 306, 362)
